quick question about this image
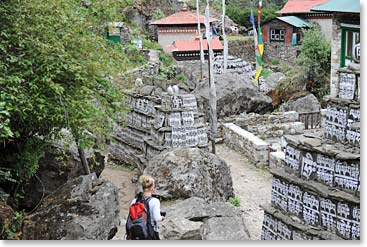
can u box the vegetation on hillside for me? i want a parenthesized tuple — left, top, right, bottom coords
(274, 26, 331, 106)
(225, 0, 286, 28)
(0, 0, 145, 200)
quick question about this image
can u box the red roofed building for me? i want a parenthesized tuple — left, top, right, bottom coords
(168, 38, 224, 61)
(149, 4, 218, 51)
(278, 0, 333, 40)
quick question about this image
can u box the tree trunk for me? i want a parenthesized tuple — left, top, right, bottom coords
(77, 145, 90, 175)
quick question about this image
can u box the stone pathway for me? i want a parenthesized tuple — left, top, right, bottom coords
(101, 144, 272, 240)
(101, 165, 136, 240)
(216, 144, 273, 240)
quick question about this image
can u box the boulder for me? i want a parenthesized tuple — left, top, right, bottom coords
(144, 148, 234, 201)
(160, 197, 250, 240)
(195, 73, 273, 119)
(279, 94, 321, 113)
(265, 72, 285, 92)
(0, 203, 13, 239)
(20, 146, 105, 211)
(22, 174, 120, 240)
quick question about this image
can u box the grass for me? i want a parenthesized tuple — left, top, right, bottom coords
(256, 166, 271, 173)
(229, 197, 241, 207)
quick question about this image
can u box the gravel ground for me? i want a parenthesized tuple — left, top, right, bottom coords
(216, 144, 273, 240)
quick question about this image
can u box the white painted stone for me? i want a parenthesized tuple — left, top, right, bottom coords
(270, 151, 286, 168)
(223, 123, 269, 167)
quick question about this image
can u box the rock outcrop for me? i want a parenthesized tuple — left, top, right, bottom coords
(279, 94, 321, 113)
(22, 174, 120, 240)
(144, 148, 234, 201)
(160, 197, 250, 240)
(194, 73, 273, 118)
(20, 146, 105, 211)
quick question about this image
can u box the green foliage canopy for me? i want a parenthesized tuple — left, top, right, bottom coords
(298, 26, 331, 97)
(0, 0, 144, 181)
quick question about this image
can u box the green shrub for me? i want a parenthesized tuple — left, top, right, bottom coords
(229, 197, 241, 207)
(298, 26, 331, 98)
(5, 211, 25, 240)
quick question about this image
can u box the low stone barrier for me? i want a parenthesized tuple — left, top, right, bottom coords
(223, 123, 269, 167)
(269, 151, 285, 169)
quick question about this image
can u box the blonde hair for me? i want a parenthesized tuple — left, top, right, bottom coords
(140, 175, 154, 192)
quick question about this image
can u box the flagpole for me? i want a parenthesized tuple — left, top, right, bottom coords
(207, 49, 215, 154)
(204, 2, 217, 155)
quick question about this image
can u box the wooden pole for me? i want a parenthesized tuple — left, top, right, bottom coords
(76, 138, 91, 175)
(207, 49, 216, 155)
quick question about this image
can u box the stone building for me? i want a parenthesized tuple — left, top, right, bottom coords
(262, 16, 311, 45)
(278, 0, 333, 40)
(311, 0, 360, 98)
(149, 4, 217, 52)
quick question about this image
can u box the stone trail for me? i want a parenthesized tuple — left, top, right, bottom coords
(216, 144, 273, 240)
(101, 165, 136, 240)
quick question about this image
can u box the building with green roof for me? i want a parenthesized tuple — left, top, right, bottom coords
(311, 0, 360, 14)
(311, 0, 360, 98)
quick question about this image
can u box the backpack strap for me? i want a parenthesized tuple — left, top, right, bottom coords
(143, 196, 154, 239)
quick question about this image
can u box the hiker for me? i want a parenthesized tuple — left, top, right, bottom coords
(126, 175, 165, 240)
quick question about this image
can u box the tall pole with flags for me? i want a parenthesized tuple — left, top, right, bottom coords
(196, 0, 205, 79)
(253, 1, 264, 90)
(204, 0, 217, 154)
(221, 0, 228, 74)
(196, 0, 205, 66)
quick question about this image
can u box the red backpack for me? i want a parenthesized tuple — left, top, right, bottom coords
(126, 193, 154, 240)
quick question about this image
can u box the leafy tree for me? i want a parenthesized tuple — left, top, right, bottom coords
(298, 26, 331, 97)
(226, 6, 279, 28)
(0, 0, 143, 182)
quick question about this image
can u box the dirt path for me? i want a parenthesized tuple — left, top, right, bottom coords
(216, 144, 273, 240)
(101, 165, 136, 240)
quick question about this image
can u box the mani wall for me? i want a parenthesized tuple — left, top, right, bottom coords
(261, 63, 360, 241)
(109, 85, 209, 173)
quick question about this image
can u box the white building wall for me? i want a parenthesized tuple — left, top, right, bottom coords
(158, 33, 196, 52)
(305, 17, 333, 41)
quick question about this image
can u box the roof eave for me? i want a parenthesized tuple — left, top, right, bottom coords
(311, 9, 360, 14)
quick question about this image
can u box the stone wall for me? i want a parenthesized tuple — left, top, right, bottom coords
(330, 17, 343, 98)
(324, 67, 360, 147)
(261, 56, 360, 240)
(228, 39, 255, 63)
(223, 123, 269, 167)
(261, 135, 360, 240)
(263, 43, 300, 66)
(233, 111, 304, 139)
(228, 38, 300, 66)
(330, 14, 360, 98)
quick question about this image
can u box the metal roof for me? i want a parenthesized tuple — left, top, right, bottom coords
(276, 16, 312, 28)
(168, 38, 224, 52)
(311, 0, 360, 13)
(150, 9, 217, 26)
(277, 0, 330, 14)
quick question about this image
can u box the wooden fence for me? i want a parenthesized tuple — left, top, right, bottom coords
(298, 111, 321, 130)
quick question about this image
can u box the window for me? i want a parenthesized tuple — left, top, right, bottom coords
(270, 29, 285, 42)
(340, 25, 360, 67)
